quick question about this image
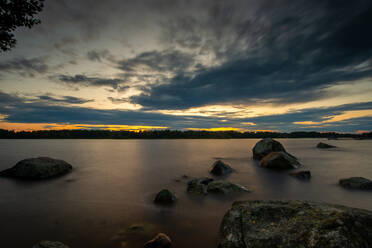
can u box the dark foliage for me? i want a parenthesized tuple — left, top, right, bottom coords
(0, 0, 44, 52)
(0, 129, 371, 139)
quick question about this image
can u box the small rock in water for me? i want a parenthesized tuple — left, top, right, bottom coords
(187, 178, 249, 195)
(317, 142, 337, 149)
(339, 177, 372, 190)
(33, 241, 69, 248)
(210, 160, 233, 176)
(154, 189, 177, 205)
(207, 180, 249, 194)
(0, 157, 72, 179)
(187, 177, 214, 195)
(290, 170, 311, 180)
(144, 233, 172, 248)
(252, 138, 294, 160)
(260, 151, 300, 169)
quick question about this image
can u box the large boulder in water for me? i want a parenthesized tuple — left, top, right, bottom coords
(252, 138, 294, 160)
(339, 177, 372, 190)
(154, 189, 177, 205)
(317, 142, 337, 149)
(0, 157, 72, 179)
(218, 200, 372, 248)
(33, 241, 70, 248)
(187, 178, 249, 195)
(210, 160, 233, 176)
(260, 151, 300, 169)
(144, 233, 172, 248)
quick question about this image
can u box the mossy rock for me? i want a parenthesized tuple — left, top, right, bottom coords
(339, 177, 372, 190)
(33, 241, 69, 248)
(154, 189, 177, 205)
(218, 200, 372, 248)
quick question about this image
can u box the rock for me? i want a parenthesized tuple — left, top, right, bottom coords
(218, 200, 372, 248)
(0, 157, 72, 179)
(207, 180, 249, 194)
(33, 241, 69, 248)
(252, 138, 294, 160)
(144, 233, 172, 248)
(290, 170, 311, 180)
(260, 151, 300, 169)
(210, 160, 233, 176)
(154, 189, 177, 205)
(187, 177, 214, 195)
(339, 177, 372, 190)
(187, 178, 249, 195)
(317, 142, 337, 149)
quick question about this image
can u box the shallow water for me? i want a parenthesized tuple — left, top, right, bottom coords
(0, 139, 371, 247)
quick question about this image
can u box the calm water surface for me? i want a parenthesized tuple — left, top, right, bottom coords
(0, 139, 371, 247)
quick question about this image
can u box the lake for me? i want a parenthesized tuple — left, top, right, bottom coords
(0, 139, 371, 247)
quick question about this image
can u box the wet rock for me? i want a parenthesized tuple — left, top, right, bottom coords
(207, 180, 249, 194)
(290, 170, 311, 180)
(339, 177, 372, 190)
(219, 200, 372, 248)
(144, 233, 172, 248)
(187, 178, 249, 195)
(210, 160, 233, 176)
(187, 177, 214, 195)
(154, 189, 177, 205)
(0, 157, 72, 179)
(252, 138, 293, 160)
(32, 241, 69, 248)
(260, 151, 300, 169)
(317, 142, 337, 149)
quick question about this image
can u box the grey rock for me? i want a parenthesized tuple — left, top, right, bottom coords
(252, 138, 294, 160)
(207, 180, 249, 194)
(339, 177, 372, 190)
(0, 157, 72, 179)
(218, 200, 372, 248)
(317, 142, 337, 149)
(154, 189, 177, 205)
(187, 177, 214, 195)
(290, 170, 311, 180)
(33, 241, 69, 248)
(187, 178, 249, 195)
(260, 151, 300, 169)
(210, 160, 233, 176)
(144, 233, 172, 248)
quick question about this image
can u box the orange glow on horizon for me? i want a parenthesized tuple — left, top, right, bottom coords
(0, 122, 168, 132)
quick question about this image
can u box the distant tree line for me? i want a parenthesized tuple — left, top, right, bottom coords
(0, 129, 371, 139)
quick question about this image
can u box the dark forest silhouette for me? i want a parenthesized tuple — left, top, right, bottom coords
(0, 129, 371, 139)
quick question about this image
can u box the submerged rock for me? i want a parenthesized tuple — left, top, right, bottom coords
(187, 178, 249, 195)
(219, 200, 372, 248)
(210, 160, 233, 176)
(317, 142, 337, 149)
(339, 177, 372, 190)
(187, 177, 214, 195)
(290, 170, 311, 180)
(144, 233, 172, 248)
(33, 241, 69, 248)
(252, 138, 291, 160)
(154, 189, 177, 205)
(0, 157, 72, 179)
(207, 180, 249, 194)
(260, 151, 300, 169)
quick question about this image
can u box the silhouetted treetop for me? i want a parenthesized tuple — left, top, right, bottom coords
(0, 0, 44, 52)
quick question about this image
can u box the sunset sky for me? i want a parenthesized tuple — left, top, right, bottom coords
(0, 0, 372, 132)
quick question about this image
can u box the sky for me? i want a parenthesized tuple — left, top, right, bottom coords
(0, 0, 372, 132)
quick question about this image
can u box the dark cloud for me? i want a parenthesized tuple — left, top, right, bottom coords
(36, 94, 93, 105)
(0, 91, 371, 132)
(130, 0, 372, 109)
(87, 49, 113, 62)
(117, 50, 196, 74)
(107, 97, 130, 104)
(54, 74, 125, 90)
(0, 57, 49, 77)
